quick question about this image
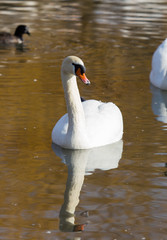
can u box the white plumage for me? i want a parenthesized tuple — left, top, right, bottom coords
(52, 56, 123, 149)
(150, 38, 167, 90)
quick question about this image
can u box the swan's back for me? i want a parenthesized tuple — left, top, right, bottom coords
(150, 38, 167, 90)
(83, 100, 123, 147)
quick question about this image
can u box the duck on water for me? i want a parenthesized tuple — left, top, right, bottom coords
(0, 25, 30, 44)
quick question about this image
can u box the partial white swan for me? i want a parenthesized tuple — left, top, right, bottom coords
(52, 56, 123, 149)
(150, 39, 167, 90)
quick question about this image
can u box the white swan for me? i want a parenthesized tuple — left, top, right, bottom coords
(150, 39, 167, 90)
(52, 56, 123, 149)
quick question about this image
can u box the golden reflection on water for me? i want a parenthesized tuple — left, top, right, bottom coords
(0, 0, 167, 239)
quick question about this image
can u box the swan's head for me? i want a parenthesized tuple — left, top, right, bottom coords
(61, 56, 90, 85)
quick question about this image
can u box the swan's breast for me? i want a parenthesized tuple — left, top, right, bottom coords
(52, 113, 68, 145)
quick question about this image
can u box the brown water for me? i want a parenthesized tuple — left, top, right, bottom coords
(0, 1, 167, 239)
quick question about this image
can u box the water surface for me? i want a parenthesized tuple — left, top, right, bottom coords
(0, 1, 167, 239)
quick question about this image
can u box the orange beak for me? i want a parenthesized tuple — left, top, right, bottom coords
(76, 68, 90, 85)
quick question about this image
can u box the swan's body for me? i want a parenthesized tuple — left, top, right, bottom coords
(0, 25, 30, 44)
(52, 56, 123, 149)
(150, 38, 167, 90)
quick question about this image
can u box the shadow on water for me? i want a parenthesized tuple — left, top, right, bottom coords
(150, 84, 167, 127)
(0, 42, 30, 52)
(52, 140, 123, 232)
(15, 43, 30, 53)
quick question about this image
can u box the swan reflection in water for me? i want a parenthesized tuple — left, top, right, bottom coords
(52, 140, 123, 232)
(151, 85, 167, 126)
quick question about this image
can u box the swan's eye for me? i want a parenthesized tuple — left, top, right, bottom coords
(72, 63, 86, 75)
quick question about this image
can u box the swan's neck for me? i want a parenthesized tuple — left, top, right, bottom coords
(62, 73, 86, 133)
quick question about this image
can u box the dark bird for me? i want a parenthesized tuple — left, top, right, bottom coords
(0, 25, 30, 44)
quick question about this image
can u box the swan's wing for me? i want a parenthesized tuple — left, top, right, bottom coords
(82, 100, 123, 146)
